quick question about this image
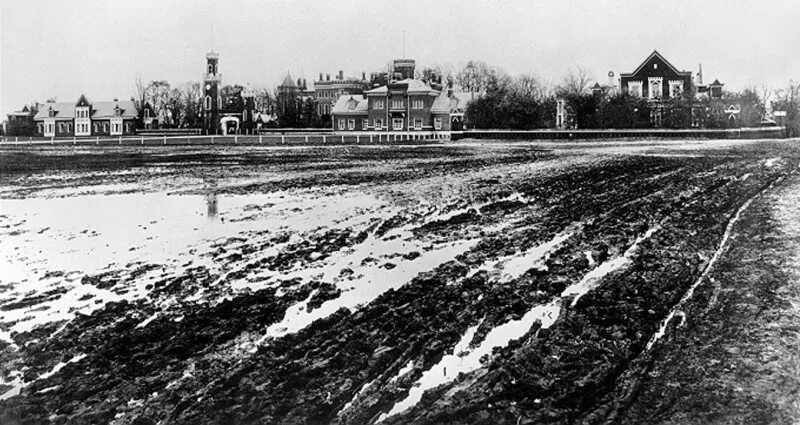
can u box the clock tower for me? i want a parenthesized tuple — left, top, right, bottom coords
(203, 51, 221, 135)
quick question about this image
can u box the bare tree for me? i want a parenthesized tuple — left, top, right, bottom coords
(164, 87, 185, 127)
(559, 67, 594, 96)
(145, 80, 171, 123)
(456, 60, 510, 95)
(513, 73, 548, 100)
(181, 82, 203, 128)
(254, 87, 276, 115)
(772, 80, 800, 137)
(134, 75, 147, 111)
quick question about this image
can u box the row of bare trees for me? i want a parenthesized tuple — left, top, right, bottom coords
(133, 77, 277, 128)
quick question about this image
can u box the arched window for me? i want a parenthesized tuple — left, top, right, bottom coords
(208, 64, 213, 74)
(205, 96, 211, 110)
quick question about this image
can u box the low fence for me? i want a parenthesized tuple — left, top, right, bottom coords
(0, 131, 451, 147)
(451, 127, 785, 140)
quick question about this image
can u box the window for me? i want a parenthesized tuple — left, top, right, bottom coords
(413, 118, 422, 130)
(362, 118, 369, 130)
(412, 99, 424, 109)
(373, 100, 384, 110)
(669, 81, 684, 98)
(348, 99, 357, 110)
(114, 107, 121, 117)
(145, 109, 150, 118)
(434, 118, 443, 130)
(37, 123, 43, 134)
(375, 118, 383, 130)
(628, 82, 643, 97)
(347, 119, 355, 130)
(103, 123, 109, 133)
(205, 96, 211, 110)
(208, 64, 213, 74)
(391, 100, 404, 109)
(126, 122, 132, 133)
(648, 77, 662, 99)
(654, 63, 658, 69)
(338, 119, 345, 130)
(58, 123, 63, 133)
(392, 118, 403, 130)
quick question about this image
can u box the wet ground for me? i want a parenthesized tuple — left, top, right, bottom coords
(0, 139, 798, 424)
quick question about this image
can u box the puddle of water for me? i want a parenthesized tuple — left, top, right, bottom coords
(259, 235, 480, 342)
(0, 189, 386, 337)
(0, 354, 86, 401)
(471, 232, 574, 282)
(562, 226, 660, 307)
(379, 300, 561, 422)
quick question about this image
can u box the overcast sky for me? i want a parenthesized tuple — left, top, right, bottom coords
(2, 0, 798, 116)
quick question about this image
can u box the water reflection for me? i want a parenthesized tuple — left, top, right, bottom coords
(205, 179, 219, 221)
(206, 192, 218, 220)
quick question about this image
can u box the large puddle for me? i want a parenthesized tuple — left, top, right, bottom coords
(0, 189, 391, 339)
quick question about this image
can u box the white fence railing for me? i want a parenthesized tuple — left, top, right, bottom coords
(0, 131, 452, 146)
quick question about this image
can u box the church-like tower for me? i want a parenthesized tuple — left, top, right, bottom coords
(202, 51, 221, 135)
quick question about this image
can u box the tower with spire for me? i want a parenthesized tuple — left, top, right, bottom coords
(202, 51, 221, 135)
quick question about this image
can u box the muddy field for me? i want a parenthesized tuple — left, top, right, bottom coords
(1, 139, 799, 424)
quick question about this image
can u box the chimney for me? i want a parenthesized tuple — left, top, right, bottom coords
(319, 72, 323, 81)
(607, 71, 615, 88)
(362, 72, 366, 81)
(338, 70, 344, 80)
(326, 74, 331, 81)
(113, 97, 119, 102)
(447, 77, 454, 97)
(303, 78, 307, 89)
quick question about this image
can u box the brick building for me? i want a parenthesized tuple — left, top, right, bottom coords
(331, 58, 471, 132)
(314, 70, 369, 117)
(558, 50, 725, 129)
(34, 95, 156, 137)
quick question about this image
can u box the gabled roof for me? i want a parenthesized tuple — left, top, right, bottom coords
(365, 85, 388, 95)
(331, 95, 368, 115)
(365, 78, 439, 95)
(34, 98, 140, 120)
(431, 91, 473, 114)
(34, 102, 76, 120)
(624, 50, 690, 77)
(91, 100, 138, 119)
(75, 94, 91, 107)
(8, 106, 35, 117)
(710, 79, 723, 86)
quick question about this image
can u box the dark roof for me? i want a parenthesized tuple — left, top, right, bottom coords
(623, 50, 691, 77)
(710, 79, 723, 86)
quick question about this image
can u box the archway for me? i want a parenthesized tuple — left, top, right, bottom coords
(220, 116, 240, 135)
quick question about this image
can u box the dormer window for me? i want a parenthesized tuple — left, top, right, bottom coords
(48, 108, 55, 118)
(114, 106, 121, 117)
(348, 99, 357, 110)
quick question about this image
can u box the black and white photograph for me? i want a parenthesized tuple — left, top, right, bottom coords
(1, 1, 799, 423)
